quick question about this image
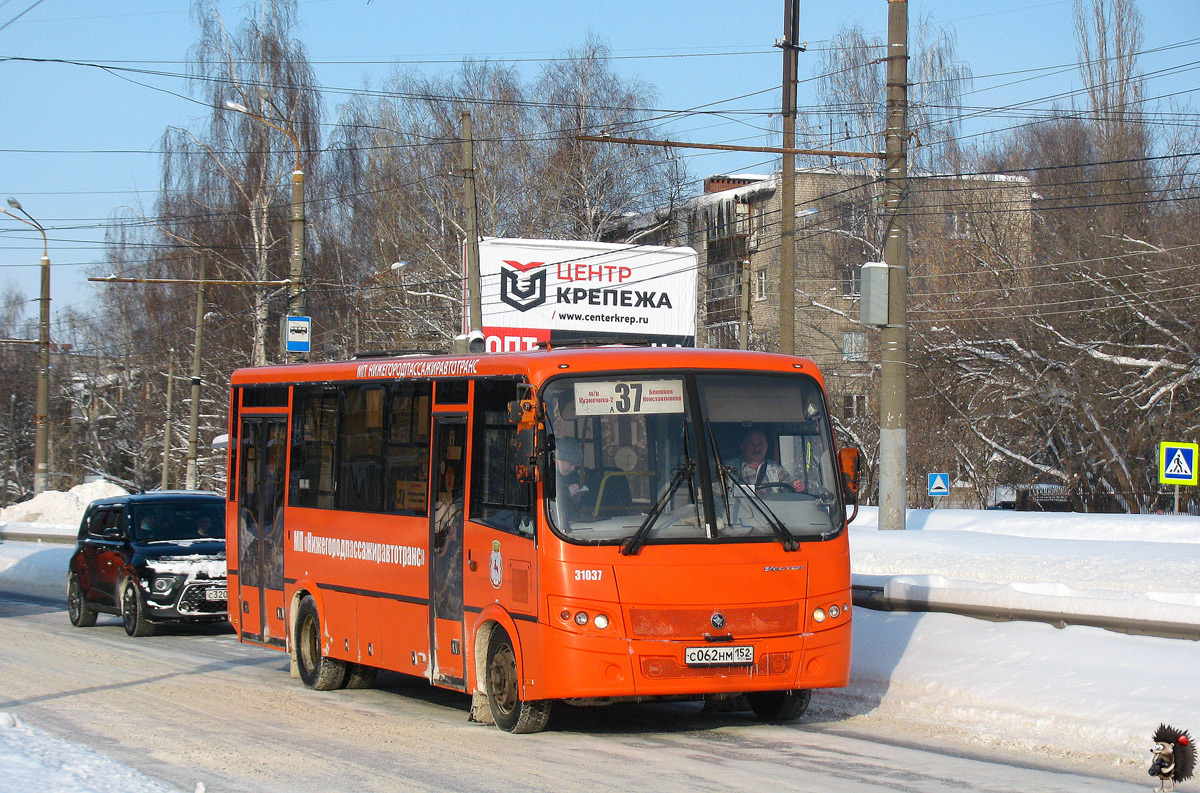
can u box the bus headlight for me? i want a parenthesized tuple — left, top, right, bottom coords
(828, 605, 841, 619)
(593, 614, 609, 630)
(574, 611, 589, 626)
(812, 607, 827, 623)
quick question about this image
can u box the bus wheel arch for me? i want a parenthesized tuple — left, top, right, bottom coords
(480, 622, 551, 733)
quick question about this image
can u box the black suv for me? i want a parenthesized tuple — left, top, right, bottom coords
(67, 491, 228, 636)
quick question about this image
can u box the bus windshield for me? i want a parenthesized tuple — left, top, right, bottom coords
(543, 372, 842, 547)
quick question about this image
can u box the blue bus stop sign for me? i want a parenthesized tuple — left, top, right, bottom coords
(285, 316, 312, 353)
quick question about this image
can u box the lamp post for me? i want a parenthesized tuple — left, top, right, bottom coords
(225, 91, 306, 361)
(2, 198, 50, 494)
(391, 260, 408, 304)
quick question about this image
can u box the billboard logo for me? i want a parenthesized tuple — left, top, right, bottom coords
(499, 260, 547, 312)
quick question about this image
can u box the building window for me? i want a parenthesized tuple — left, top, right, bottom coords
(755, 269, 768, 301)
(844, 393, 867, 419)
(945, 209, 969, 239)
(841, 265, 861, 297)
(842, 331, 867, 362)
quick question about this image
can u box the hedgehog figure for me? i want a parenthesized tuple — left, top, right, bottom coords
(1149, 724, 1194, 792)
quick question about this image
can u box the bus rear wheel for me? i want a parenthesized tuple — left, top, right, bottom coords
(748, 689, 811, 723)
(485, 627, 551, 733)
(295, 596, 346, 690)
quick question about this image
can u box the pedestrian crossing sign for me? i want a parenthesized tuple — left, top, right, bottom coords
(928, 472, 950, 497)
(1158, 442, 1198, 486)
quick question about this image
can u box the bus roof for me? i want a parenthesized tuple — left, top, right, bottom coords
(229, 346, 826, 389)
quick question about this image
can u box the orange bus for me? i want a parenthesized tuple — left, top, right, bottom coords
(226, 345, 859, 732)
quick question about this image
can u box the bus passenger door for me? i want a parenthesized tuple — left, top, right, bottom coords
(429, 417, 467, 688)
(237, 416, 288, 647)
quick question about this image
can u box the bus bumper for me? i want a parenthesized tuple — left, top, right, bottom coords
(536, 619, 851, 700)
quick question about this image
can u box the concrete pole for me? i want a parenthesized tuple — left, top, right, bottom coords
(778, 0, 800, 355)
(185, 260, 206, 490)
(34, 251, 50, 494)
(287, 168, 306, 362)
(878, 0, 910, 529)
(740, 260, 752, 350)
(461, 110, 483, 334)
(161, 352, 174, 490)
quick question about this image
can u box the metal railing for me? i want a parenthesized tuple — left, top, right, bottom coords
(852, 584, 1200, 642)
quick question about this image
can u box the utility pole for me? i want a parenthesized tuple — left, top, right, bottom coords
(461, 110, 483, 334)
(739, 260, 752, 350)
(161, 352, 174, 490)
(878, 0, 910, 530)
(224, 94, 306, 362)
(776, 0, 801, 355)
(185, 260, 206, 490)
(2, 198, 51, 494)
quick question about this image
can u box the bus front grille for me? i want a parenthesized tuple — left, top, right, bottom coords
(639, 652, 793, 679)
(628, 604, 799, 638)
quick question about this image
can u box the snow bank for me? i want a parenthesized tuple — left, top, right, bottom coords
(855, 505, 1200, 543)
(0, 543, 72, 600)
(817, 609, 1198, 765)
(850, 512, 1200, 626)
(0, 481, 127, 527)
(0, 712, 183, 793)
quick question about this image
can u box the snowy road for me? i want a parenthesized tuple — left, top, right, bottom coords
(0, 594, 1149, 793)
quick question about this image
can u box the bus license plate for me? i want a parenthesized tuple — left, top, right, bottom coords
(205, 588, 227, 601)
(684, 645, 754, 667)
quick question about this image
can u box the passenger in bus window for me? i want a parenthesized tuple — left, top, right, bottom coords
(731, 428, 806, 493)
(553, 437, 588, 525)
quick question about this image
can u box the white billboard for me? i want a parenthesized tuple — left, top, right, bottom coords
(471, 238, 698, 351)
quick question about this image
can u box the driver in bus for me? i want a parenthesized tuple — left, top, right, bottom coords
(731, 428, 807, 493)
(553, 437, 588, 525)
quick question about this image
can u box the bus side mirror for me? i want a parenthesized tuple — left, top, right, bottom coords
(507, 399, 538, 483)
(838, 447, 861, 505)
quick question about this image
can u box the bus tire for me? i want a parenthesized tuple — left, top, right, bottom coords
(341, 662, 378, 689)
(485, 627, 551, 734)
(67, 575, 97, 628)
(748, 689, 811, 723)
(295, 596, 346, 690)
(121, 579, 155, 637)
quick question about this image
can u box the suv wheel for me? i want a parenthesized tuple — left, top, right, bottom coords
(121, 579, 155, 637)
(67, 576, 97, 628)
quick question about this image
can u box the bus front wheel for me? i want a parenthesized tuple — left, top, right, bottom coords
(485, 627, 551, 733)
(748, 689, 811, 722)
(295, 596, 346, 690)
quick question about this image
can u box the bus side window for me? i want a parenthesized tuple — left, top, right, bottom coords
(386, 382, 432, 516)
(470, 380, 534, 537)
(290, 387, 338, 509)
(338, 386, 386, 512)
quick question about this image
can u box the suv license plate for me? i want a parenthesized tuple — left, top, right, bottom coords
(205, 588, 228, 601)
(684, 645, 754, 667)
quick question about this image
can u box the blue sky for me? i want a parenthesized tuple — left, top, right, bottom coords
(1, 0, 1197, 314)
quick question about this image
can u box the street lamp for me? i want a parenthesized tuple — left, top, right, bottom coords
(1, 198, 50, 494)
(224, 90, 306, 361)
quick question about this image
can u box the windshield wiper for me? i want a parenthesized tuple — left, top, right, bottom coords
(719, 465, 801, 552)
(621, 461, 695, 556)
